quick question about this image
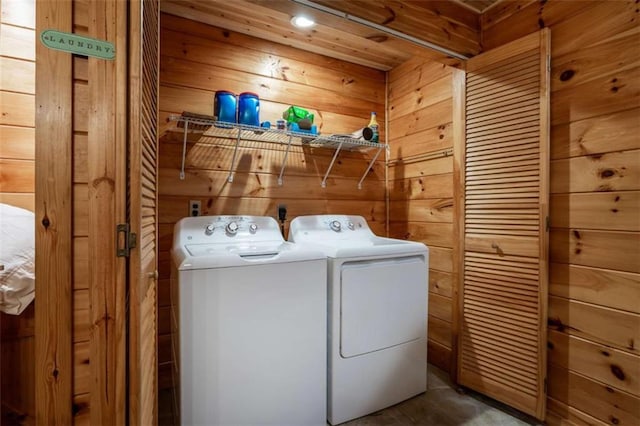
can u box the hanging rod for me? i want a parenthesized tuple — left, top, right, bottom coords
(387, 147, 454, 167)
(290, 0, 470, 61)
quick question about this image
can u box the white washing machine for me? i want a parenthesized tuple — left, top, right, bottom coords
(171, 215, 327, 426)
(289, 215, 429, 425)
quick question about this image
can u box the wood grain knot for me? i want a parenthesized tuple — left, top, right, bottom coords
(381, 6, 396, 25)
(610, 364, 625, 381)
(365, 35, 388, 43)
(548, 317, 576, 333)
(72, 401, 88, 416)
(610, 416, 620, 425)
(42, 216, 50, 229)
(92, 176, 115, 189)
(600, 169, 616, 178)
(559, 70, 575, 81)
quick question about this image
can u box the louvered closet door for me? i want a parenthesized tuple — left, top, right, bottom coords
(128, 0, 159, 424)
(457, 29, 550, 420)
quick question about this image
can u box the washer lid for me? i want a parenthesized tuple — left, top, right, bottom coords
(173, 241, 326, 270)
(185, 241, 282, 257)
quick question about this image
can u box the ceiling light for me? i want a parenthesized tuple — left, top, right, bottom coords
(290, 15, 315, 28)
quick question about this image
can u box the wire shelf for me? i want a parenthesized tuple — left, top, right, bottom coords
(169, 113, 386, 188)
(170, 114, 387, 151)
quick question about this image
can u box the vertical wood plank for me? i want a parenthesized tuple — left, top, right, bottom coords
(87, 0, 127, 424)
(451, 66, 466, 384)
(34, 0, 73, 424)
(537, 27, 551, 419)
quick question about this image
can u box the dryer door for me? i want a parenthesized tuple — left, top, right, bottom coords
(340, 256, 427, 358)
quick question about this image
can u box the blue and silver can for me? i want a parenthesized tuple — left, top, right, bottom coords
(238, 92, 260, 126)
(214, 90, 237, 123)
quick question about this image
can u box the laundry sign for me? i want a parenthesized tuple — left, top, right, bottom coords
(40, 30, 115, 60)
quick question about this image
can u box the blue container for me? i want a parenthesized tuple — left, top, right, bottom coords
(214, 90, 237, 123)
(238, 92, 260, 126)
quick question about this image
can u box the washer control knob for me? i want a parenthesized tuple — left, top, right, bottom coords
(205, 224, 215, 235)
(347, 221, 355, 230)
(330, 220, 342, 232)
(226, 221, 239, 235)
(249, 223, 258, 234)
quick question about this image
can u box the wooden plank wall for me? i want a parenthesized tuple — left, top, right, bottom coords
(157, 13, 387, 421)
(482, 1, 640, 424)
(387, 58, 456, 372)
(0, 1, 35, 209)
(0, 0, 36, 423)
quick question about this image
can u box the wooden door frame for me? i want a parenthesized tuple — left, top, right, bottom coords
(35, 0, 130, 423)
(86, 0, 129, 424)
(35, 1, 74, 423)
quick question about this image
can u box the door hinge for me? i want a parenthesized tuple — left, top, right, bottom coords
(116, 223, 137, 257)
(546, 216, 550, 232)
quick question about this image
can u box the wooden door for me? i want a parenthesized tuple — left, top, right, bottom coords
(128, 0, 160, 424)
(455, 29, 550, 419)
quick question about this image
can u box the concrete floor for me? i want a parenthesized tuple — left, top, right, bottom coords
(341, 364, 541, 426)
(159, 364, 542, 425)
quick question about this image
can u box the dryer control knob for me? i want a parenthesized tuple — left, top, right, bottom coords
(226, 221, 239, 235)
(347, 221, 355, 230)
(205, 224, 215, 235)
(330, 220, 342, 232)
(249, 223, 258, 234)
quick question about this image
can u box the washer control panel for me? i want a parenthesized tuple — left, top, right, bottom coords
(174, 215, 283, 246)
(324, 217, 365, 233)
(288, 215, 373, 242)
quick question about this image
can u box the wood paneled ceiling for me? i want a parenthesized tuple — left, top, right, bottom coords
(455, 0, 502, 13)
(160, 0, 488, 70)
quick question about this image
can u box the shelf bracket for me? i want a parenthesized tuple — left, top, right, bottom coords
(357, 146, 383, 189)
(227, 127, 242, 183)
(278, 133, 294, 186)
(321, 140, 344, 188)
(179, 119, 190, 180)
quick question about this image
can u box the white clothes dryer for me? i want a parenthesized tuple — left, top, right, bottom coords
(171, 215, 327, 426)
(289, 215, 429, 425)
